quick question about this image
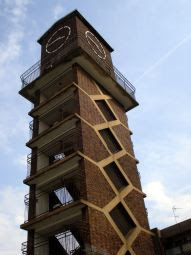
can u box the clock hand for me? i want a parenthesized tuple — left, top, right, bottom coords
(88, 36, 104, 54)
(47, 35, 66, 47)
(46, 26, 71, 52)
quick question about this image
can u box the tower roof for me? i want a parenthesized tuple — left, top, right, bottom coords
(37, 9, 114, 52)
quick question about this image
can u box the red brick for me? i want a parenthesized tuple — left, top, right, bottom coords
(76, 66, 101, 95)
(132, 231, 155, 255)
(112, 124, 134, 156)
(78, 89, 105, 125)
(124, 190, 150, 230)
(108, 98, 129, 127)
(81, 121, 110, 162)
(89, 208, 123, 255)
(84, 159, 115, 208)
(117, 154, 142, 190)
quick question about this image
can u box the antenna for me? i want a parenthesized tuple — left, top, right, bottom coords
(172, 206, 183, 233)
(172, 206, 182, 224)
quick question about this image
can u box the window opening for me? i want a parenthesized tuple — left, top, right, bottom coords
(99, 128, 121, 153)
(96, 100, 116, 121)
(110, 203, 135, 236)
(104, 162, 128, 190)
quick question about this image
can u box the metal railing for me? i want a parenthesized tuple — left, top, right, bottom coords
(20, 33, 135, 97)
(21, 230, 80, 255)
(26, 153, 33, 177)
(21, 230, 109, 255)
(24, 184, 80, 222)
(28, 97, 76, 141)
(29, 120, 33, 139)
(26, 129, 81, 178)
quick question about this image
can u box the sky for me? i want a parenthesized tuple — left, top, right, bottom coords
(0, 0, 191, 254)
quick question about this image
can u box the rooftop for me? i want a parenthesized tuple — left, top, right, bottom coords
(161, 218, 191, 238)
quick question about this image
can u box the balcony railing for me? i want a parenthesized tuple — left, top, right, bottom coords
(24, 183, 80, 222)
(20, 33, 135, 98)
(21, 230, 80, 255)
(28, 98, 77, 141)
(26, 150, 70, 178)
(26, 129, 81, 178)
(22, 230, 109, 255)
(29, 120, 33, 139)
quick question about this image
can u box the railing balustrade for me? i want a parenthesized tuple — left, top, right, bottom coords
(26, 129, 81, 178)
(21, 230, 80, 255)
(24, 184, 80, 222)
(20, 33, 135, 98)
(21, 229, 109, 254)
(29, 120, 33, 139)
(28, 97, 77, 141)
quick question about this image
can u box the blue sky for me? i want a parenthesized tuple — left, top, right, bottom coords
(0, 0, 191, 254)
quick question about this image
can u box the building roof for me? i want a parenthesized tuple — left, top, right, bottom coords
(161, 218, 191, 238)
(37, 9, 114, 52)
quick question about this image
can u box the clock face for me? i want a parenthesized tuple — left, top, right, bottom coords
(85, 31, 106, 60)
(46, 26, 71, 54)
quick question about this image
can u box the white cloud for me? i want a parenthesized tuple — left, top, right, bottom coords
(14, 154, 27, 168)
(136, 132, 191, 184)
(0, 3, 32, 253)
(0, 0, 30, 67)
(0, 107, 28, 154)
(136, 131, 191, 229)
(144, 181, 191, 229)
(0, 186, 27, 255)
(0, 0, 30, 161)
(53, 3, 65, 20)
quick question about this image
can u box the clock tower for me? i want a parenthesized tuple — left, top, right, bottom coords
(20, 10, 156, 255)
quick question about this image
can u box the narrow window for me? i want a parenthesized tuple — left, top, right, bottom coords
(110, 203, 135, 236)
(104, 162, 128, 190)
(99, 128, 121, 153)
(96, 100, 116, 121)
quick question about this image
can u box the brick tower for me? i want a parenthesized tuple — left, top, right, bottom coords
(20, 10, 156, 255)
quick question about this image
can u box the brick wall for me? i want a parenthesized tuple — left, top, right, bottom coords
(132, 231, 155, 255)
(73, 63, 155, 254)
(78, 89, 105, 125)
(81, 121, 110, 162)
(112, 124, 134, 156)
(108, 98, 129, 127)
(84, 159, 115, 208)
(117, 155, 142, 190)
(76, 66, 101, 95)
(74, 65, 123, 254)
(76, 16, 113, 64)
(124, 190, 150, 230)
(89, 208, 123, 255)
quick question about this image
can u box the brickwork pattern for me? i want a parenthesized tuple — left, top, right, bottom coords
(78, 89, 105, 125)
(75, 66, 154, 254)
(81, 121, 110, 162)
(84, 159, 116, 208)
(117, 155, 142, 190)
(76, 66, 101, 95)
(89, 208, 123, 255)
(124, 190, 150, 230)
(112, 124, 134, 156)
(108, 99, 129, 127)
(132, 231, 156, 255)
